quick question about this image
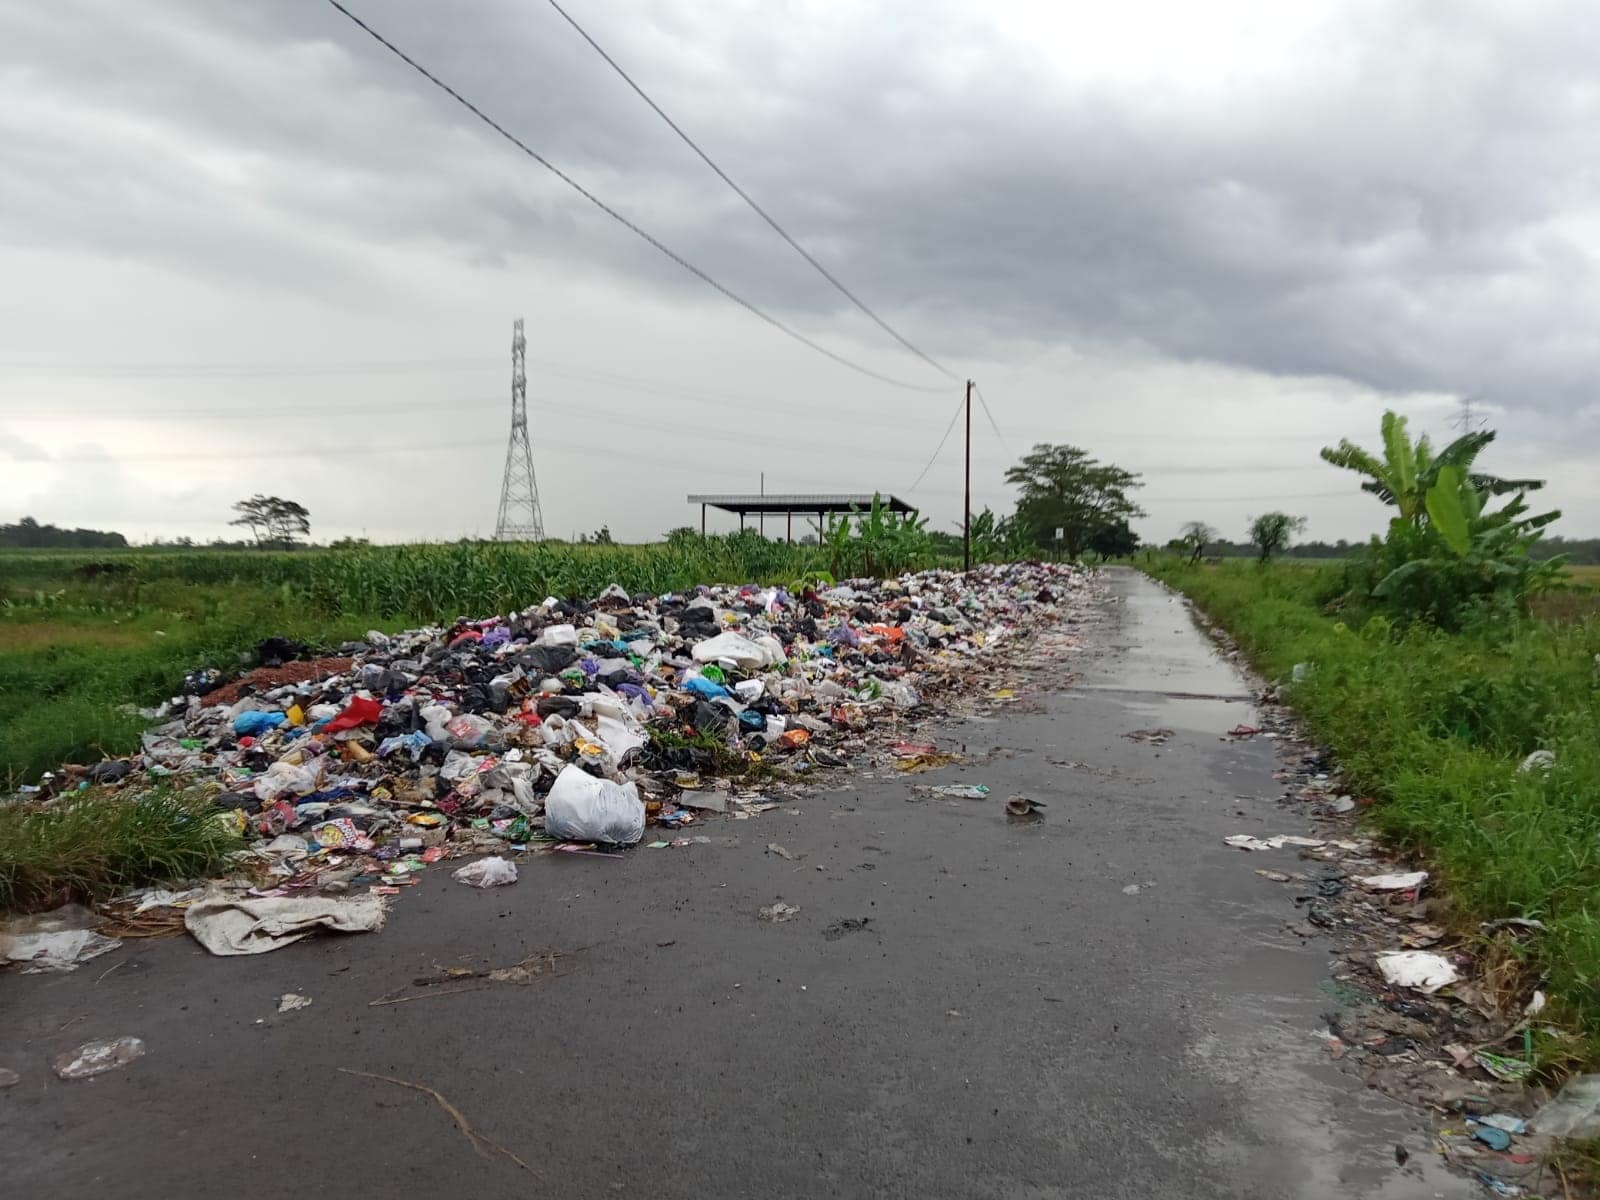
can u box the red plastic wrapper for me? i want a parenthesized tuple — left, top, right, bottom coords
(324, 695, 383, 732)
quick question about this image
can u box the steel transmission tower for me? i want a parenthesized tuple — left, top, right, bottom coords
(494, 318, 545, 541)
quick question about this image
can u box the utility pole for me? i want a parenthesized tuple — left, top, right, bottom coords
(759, 472, 764, 538)
(963, 379, 973, 572)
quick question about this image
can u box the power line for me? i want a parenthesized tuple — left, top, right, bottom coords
(546, 0, 956, 385)
(320, 0, 946, 393)
(971, 383, 1014, 461)
(905, 393, 967, 493)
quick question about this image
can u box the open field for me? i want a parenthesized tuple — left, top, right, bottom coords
(1150, 557, 1600, 1039)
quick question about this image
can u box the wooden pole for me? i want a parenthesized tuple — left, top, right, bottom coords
(963, 379, 973, 572)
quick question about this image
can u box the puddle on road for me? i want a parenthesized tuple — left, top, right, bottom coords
(1093, 576, 1248, 698)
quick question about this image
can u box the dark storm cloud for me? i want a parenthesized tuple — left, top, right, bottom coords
(3, 0, 1596, 409)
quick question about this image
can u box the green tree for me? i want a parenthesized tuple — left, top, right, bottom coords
(229, 495, 310, 548)
(1248, 512, 1306, 561)
(1178, 521, 1216, 565)
(1003, 444, 1144, 559)
(1087, 520, 1139, 561)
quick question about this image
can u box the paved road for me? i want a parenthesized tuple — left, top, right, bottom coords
(3, 569, 1473, 1198)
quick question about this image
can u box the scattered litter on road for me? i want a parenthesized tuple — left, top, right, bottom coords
(1356, 871, 1428, 891)
(1005, 796, 1045, 821)
(822, 917, 872, 941)
(1374, 950, 1460, 993)
(369, 949, 575, 1007)
(184, 892, 385, 956)
(1254, 869, 1294, 883)
(338, 1068, 536, 1173)
(1123, 728, 1174, 745)
(0, 905, 122, 974)
(765, 843, 801, 861)
(1474, 1050, 1534, 1083)
(1223, 834, 1326, 851)
(1477, 1175, 1523, 1197)
(930, 784, 990, 800)
(758, 902, 800, 923)
(451, 856, 519, 888)
(1532, 1074, 1600, 1137)
(0, 1067, 19, 1088)
(277, 992, 313, 1013)
(1121, 884, 1142, 895)
(1470, 1124, 1514, 1152)
(1226, 725, 1261, 738)
(1328, 795, 1357, 814)
(53, 1036, 146, 1080)
(1473, 1113, 1529, 1135)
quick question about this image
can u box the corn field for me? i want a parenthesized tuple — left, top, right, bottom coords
(308, 537, 842, 620)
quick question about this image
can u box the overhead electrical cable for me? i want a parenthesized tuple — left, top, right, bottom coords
(972, 383, 1015, 461)
(321, 0, 946, 392)
(905, 394, 968, 493)
(546, 0, 957, 384)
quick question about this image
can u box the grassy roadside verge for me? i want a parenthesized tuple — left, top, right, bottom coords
(1146, 558, 1600, 1037)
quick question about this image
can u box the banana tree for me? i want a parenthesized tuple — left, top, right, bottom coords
(1322, 411, 1543, 524)
(1374, 466, 1565, 608)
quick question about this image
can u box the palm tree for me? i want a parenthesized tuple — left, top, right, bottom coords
(1320, 411, 1542, 524)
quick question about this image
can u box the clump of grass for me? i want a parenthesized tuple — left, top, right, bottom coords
(0, 789, 241, 913)
(1550, 1136, 1600, 1194)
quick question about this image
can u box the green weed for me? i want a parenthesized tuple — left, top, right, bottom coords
(0, 789, 241, 912)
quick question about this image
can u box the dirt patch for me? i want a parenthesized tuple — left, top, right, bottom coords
(201, 656, 353, 705)
(0, 622, 157, 653)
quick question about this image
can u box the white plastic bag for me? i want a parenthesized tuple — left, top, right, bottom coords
(692, 631, 782, 671)
(537, 623, 578, 647)
(445, 714, 493, 745)
(1375, 950, 1459, 993)
(542, 764, 644, 846)
(253, 758, 324, 802)
(452, 857, 519, 887)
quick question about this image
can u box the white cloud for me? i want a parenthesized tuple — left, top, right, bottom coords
(0, 0, 1594, 545)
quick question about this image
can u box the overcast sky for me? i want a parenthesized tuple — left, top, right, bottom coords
(1, 0, 1596, 545)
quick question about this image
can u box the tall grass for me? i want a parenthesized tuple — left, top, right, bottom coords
(0, 790, 241, 911)
(306, 537, 837, 621)
(1150, 558, 1600, 1033)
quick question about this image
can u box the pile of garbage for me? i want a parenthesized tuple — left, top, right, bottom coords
(10, 564, 1087, 960)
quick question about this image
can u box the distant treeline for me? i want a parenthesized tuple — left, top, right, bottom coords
(1197, 539, 1358, 560)
(1191, 536, 1600, 565)
(1, 517, 127, 549)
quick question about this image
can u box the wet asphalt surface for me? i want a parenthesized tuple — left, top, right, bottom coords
(1, 569, 1477, 1198)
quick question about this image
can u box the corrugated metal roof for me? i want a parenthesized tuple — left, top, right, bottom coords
(687, 493, 914, 513)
